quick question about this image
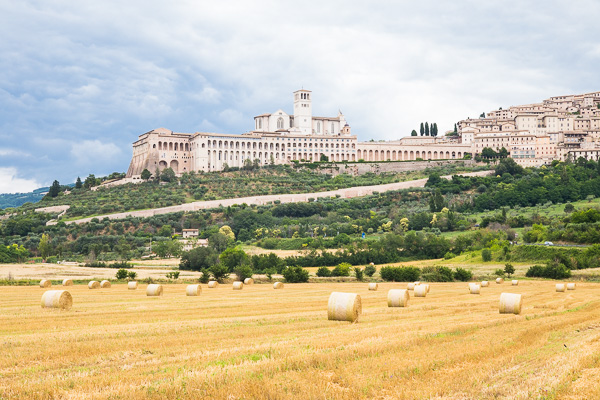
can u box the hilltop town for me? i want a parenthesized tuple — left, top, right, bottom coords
(126, 90, 600, 179)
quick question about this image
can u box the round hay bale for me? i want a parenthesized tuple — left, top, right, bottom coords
(499, 293, 522, 314)
(40, 279, 51, 288)
(511, 280, 519, 286)
(208, 281, 219, 288)
(369, 262, 374, 266)
(127, 281, 138, 290)
(469, 283, 481, 294)
(496, 278, 504, 284)
(273, 282, 284, 289)
(414, 284, 427, 297)
(62, 279, 73, 286)
(327, 292, 362, 322)
(481, 281, 489, 287)
(244, 278, 254, 285)
(567, 283, 576, 290)
(556, 283, 566, 292)
(88, 281, 100, 289)
(407, 282, 416, 290)
(414, 281, 421, 285)
(368, 283, 378, 291)
(387, 289, 409, 307)
(146, 284, 163, 296)
(186, 284, 202, 296)
(424, 284, 430, 293)
(233, 281, 243, 290)
(41, 290, 72, 310)
(100, 280, 111, 288)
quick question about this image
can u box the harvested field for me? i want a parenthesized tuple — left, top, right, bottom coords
(1, 281, 600, 399)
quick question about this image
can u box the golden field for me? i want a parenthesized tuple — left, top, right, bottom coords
(1, 281, 600, 399)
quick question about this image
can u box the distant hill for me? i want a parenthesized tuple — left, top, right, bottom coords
(0, 187, 49, 209)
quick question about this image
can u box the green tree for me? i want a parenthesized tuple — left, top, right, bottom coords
(425, 122, 430, 136)
(75, 177, 83, 189)
(364, 265, 376, 277)
(420, 122, 424, 136)
(38, 234, 53, 259)
(209, 232, 230, 253)
(428, 189, 446, 212)
(158, 225, 173, 238)
(564, 203, 575, 213)
(454, 123, 458, 135)
(411, 129, 417, 137)
(116, 269, 129, 280)
(320, 154, 329, 162)
(180, 247, 218, 271)
(209, 264, 230, 282)
(504, 263, 515, 278)
(141, 168, 152, 180)
(482, 248, 492, 262)
(160, 167, 176, 182)
(219, 247, 249, 272)
(48, 180, 61, 198)
(432, 123, 438, 137)
(218, 225, 236, 241)
(115, 237, 131, 261)
(282, 266, 309, 283)
(84, 174, 97, 188)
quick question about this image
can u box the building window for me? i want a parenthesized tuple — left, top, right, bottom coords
(277, 117, 284, 130)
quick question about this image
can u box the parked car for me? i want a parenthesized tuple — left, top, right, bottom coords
(544, 241, 554, 246)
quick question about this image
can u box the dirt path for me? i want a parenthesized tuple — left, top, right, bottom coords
(55, 170, 491, 225)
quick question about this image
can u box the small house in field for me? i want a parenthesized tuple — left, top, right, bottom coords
(182, 229, 199, 238)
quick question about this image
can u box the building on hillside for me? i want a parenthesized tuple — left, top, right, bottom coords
(126, 90, 600, 177)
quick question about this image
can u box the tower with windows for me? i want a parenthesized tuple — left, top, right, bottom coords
(293, 89, 312, 135)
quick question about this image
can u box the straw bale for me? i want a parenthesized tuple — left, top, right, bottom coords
(511, 280, 519, 286)
(469, 283, 481, 294)
(244, 278, 254, 285)
(407, 282, 416, 290)
(233, 281, 243, 290)
(414, 284, 427, 297)
(567, 283, 576, 290)
(368, 283, 378, 291)
(41, 290, 72, 310)
(273, 282, 284, 289)
(186, 284, 202, 296)
(387, 289, 409, 307)
(127, 281, 138, 290)
(100, 280, 111, 288)
(327, 292, 362, 322)
(556, 283, 566, 292)
(499, 293, 522, 314)
(146, 284, 163, 296)
(88, 281, 100, 289)
(62, 279, 73, 286)
(496, 278, 504, 284)
(40, 279, 51, 288)
(481, 281, 489, 287)
(208, 281, 219, 288)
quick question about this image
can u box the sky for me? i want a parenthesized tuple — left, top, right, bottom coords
(1, 0, 599, 193)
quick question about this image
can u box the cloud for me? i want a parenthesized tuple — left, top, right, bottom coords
(0, 167, 41, 194)
(70, 140, 123, 169)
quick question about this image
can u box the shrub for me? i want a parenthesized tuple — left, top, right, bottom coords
(504, 263, 515, 277)
(180, 247, 218, 271)
(331, 262, 351, 277)
(166, 271, 180, 279)
(380, 266, 421, 282)
(354, 267, 364, 281)
(526, 262, 571, 279)
(210, 264, 230, 283)
(421, 266, 454, 282)
(444, 252, 456, 260)
(282, 266, 309, 283)
(234, 265, 253, 281)
(85, 261, 107, 268)
(199, 269, 210, 283)
(482, 248, 492, 262)
(115, 268, 129, 280)
(127, 271, 137, 280)
(453, 267, 473, 281)
(316, 266, 332, 277)
(494, 269, 505, 277)
(364, 265, 376, 277)
(110, 261, 132, 269)
(260, 238, 280, 249)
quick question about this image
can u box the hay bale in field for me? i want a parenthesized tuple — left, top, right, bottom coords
(273, 282, 284, 289)
(146, 284, 163, 296)
(499, 293, 522, 315)
(127, 281, 138, 290)
(40, 279, 51, 288)
(407, 282, 416, 290)
(244, 278, 254, 285)
(88, 281, 100, 289)
(496, 278, 504, 284)
(41, 290, 72, 310)
(327, 292, 362, 322)
(62, 279, 73, 286)
(424, 284, 430, 293)
(368, 283, 378, 291)
(186, 284, 202, 296)
(414, 281, 421, 285)
(469, 283, 481, 294)
(414, 284, 427, 297)
(567, 283, 576, 290)
(233, 281, 243, 290)
(208, 281, 219, 288)
(511, 280, 518, 286)
(481, 281, 489, 287)
(387, 289, 409, 307)
(556, 283, 566, 292)
(100, 280, 111, 288)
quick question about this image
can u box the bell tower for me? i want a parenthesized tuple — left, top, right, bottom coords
(293, 89, 312, 135)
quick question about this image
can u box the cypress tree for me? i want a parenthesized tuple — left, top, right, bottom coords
(425, 122, 430, 136)
(420, 123, 424, 136)
(411, 129, 417, 136)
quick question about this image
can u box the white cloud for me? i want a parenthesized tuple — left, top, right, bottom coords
(70, 140, 123, 167)
(0, 167, 41, 194)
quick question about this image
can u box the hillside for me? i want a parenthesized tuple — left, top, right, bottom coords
(0, 187, 48, 209)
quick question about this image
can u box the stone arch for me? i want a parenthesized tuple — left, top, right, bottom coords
(169, 160, 179, 172)
(158, 160, 167, 171)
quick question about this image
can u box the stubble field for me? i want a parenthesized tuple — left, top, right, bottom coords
(1, 281, 600, 399)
